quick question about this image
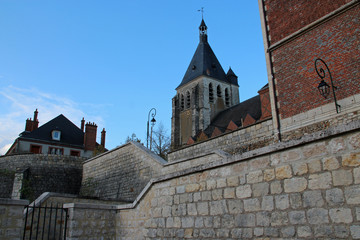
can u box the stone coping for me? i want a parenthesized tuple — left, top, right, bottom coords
(0, 198, 29, 206)
(63, 202, 118, 210)
(84, 141, 167, 165)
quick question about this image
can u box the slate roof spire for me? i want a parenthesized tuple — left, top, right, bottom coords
(177, 19, 227, 89)
(199, 19, 208, 43)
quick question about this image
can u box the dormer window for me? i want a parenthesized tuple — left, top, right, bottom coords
(52, 130, 61, 141)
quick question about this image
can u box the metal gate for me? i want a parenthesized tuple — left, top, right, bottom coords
(23, 203, 68, 240)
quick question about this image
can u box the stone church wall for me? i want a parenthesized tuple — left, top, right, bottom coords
(116, 122, 360, 239)
(0, 154, 84, 200)
(168, 118, 274, 162)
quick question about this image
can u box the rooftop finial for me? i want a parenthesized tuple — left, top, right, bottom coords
(198, 7, 204, 20)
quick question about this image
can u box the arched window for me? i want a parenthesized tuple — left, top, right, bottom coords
(217, 85, 222, 98)
(181, 94, 184, 110)
(225, 88, 230, 106)
(209, 83, 214, 103)
(186, 91, 191, 108)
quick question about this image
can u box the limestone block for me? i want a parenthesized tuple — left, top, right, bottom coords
(201, 191, 211, 201)
(186, 183, 200, 193)
(216, 229, 229, 238)
(216, 178, 227, 188)
(289, 193, 302, 209)
(329, 137, 346, 153)
(224, 188, 235, 199)
(199, 229, 215, 238)
(226, 176, 239, 187)
(252, 182, 269, 197)
(314, 225, 333, 237)
(289, 210, 306, 224)
(264, 227, 279, 237)
(244, 198, 260, 212)
(297, 226, 312, 237)
(308, 159, 322, 173)
(196, 202, 209, 215)
(334, 225, 349, 238)
(227, 199, 243, 214)
(236, 185, 252, 199)
(307, 208, 329, 224)
(263, 169, 275, 181)
(345, 185, 360, 204)
(326, 188, 345, 206)
(176, 185, 185, 194)
(194, 217, 204, 228)
(332, 169, 353, 186)
(303, 143, 326, 158)
(322, 157, 340, 171)
(329, 208, 353, 223)
(181, 216, 194, 228)
(284, 177, 307, 193)
(209, 200, 228, 215)
(355, 167, 360, 184)
(343, 153, 360, 167)
(275, 194, 289, 210)
(308, 172, 332, 189)
(206, 179, 216, 190)
(256, 211, 271, 226)
(230, 228, 242, 238)
(281, 226, 295, 237)
(221, 214, 234, 229)
(270, 211, 288, 226)
(254, 227, 264, 237)
(187, 203, 197, 216)
(235, 213, 255, 227)
(212, 189, 223, 200)
(348, 132, 360, 150)
(275, 165, 292, 180)
(247, 170, 263, 183)
(281, 150, 301, 162)
(350, 225, 360, 239)
(292, 162, 308, 176)
(261, 196, 274, 211)
(303, 190, 324, 207)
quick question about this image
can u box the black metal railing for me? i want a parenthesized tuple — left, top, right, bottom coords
(23, 203, 68, 240)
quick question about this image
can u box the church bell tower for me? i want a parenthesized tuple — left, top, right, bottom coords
(171, 19, 240, 149)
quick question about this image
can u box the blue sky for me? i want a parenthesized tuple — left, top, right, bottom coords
(0, 1, 268, 154)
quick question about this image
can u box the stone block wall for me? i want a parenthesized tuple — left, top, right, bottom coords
(81, 142, 167, 202)
(116, 126, 360, 239)
(0, 199, 29, 240)
(0, 170, 15, 198)
(168, 119, 274, 162)
(0, 154, 85, 201)
(64, 203, 117, 239)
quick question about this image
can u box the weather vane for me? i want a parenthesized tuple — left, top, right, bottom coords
(198, 7, 204, 19)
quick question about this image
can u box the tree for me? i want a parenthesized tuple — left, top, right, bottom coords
(151, 123, 171, 160)
(125, 133, 141, 143)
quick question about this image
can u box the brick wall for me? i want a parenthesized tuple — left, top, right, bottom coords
(264, 0, 352, 44)
(271, 4, 360, 119)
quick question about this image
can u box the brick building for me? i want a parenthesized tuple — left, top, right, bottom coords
(259, 0, 360, 140)
(6, 109, 106, 158)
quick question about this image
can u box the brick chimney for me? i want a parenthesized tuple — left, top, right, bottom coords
(25, 109, 39, 132)
(81, 117, 85, 132)
(84, 122, 97, 151)
(101, 128, 106, 148)
(33, 109, 39, 130)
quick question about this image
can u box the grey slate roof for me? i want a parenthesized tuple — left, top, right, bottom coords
(20, 114, 84, 147)
(176, 20, 228, 89)
(204, 95, 262, 136)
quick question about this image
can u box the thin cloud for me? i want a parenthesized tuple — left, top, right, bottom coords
(0, 86, 105, 155)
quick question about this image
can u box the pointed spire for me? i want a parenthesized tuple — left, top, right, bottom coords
(199, 19, 208, 43)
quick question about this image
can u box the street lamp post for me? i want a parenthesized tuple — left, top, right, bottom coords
(147, 108, 156, 149)
(315, 58, 341, 113)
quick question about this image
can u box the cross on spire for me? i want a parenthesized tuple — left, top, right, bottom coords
(198, 7, 204, 19)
